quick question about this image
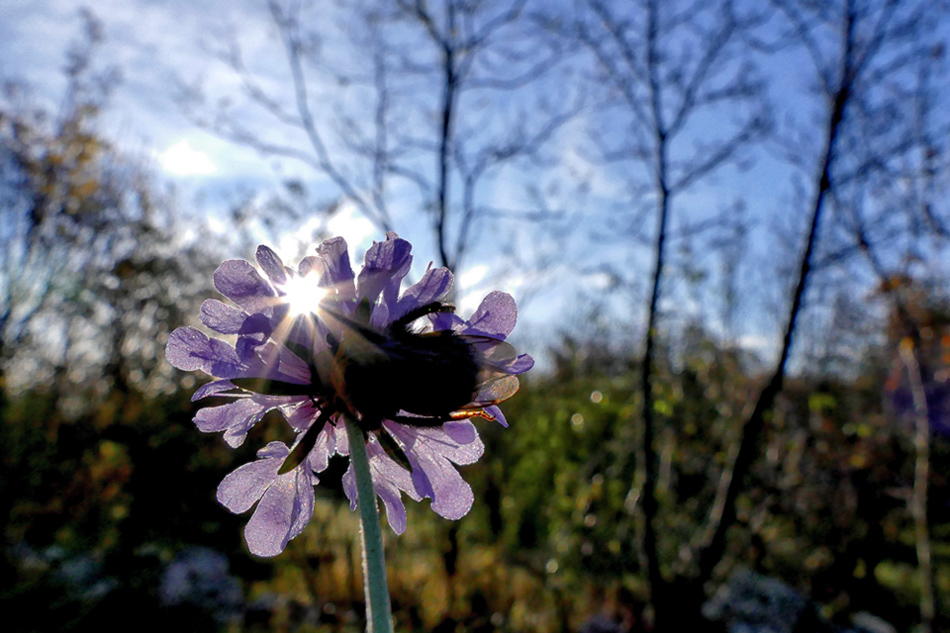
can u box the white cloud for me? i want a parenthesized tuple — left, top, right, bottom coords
(737, 333, 775, 358)
(158, 140, 218, 176)
(327, 203, 377, 250)
(206, 216, 226, 234)
(459, 264, 489, 289)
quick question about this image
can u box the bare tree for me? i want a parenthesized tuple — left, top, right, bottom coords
(563, 0, 769, 626)
(690, 1, 947, 631)
(830, 30, 949, 633)
(0, 10, 120, 381)
(0, 11, 216, 398)
(180, 0, 578, 272)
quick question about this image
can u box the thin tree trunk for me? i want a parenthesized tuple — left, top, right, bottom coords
(640, 174, 670, 628)
(900, 341, 935, 633)
(435, 10, 457, 272)
(696, 7, 856, 588)
(639, 1, 671, 625)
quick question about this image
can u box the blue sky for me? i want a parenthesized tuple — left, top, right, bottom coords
(5, 0, 941, 363)
(0, 3, 610, 319)
(0, 0, 800, 348)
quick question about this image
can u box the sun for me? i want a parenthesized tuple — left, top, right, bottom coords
(281, 273, 326, 317)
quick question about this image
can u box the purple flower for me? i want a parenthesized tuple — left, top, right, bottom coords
(166, 233, 532, 556)
(886, 354, 950, 436)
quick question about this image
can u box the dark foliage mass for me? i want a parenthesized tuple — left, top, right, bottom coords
(5, 309, 950, 632)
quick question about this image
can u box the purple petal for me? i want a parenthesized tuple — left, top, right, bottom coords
(213, 259, 278, 314)
(233, 339, 310, 384)
(358, 233, 412, 309)
(369, 302, 391, 329)
(483, 405, 509, 428)
(216, 442, 288, 513)
(506, 353, 535, 374)
(243, 466, 315, 557)
(367, 447, 415, 534)
(385, 422, 483, 520)
(282, 412, 339, 473)
(341, 468, 357, 509)
(303, 420, 345, 473)
(192, 379, 236, 401)
(237, 313, 273, 339)
(298, 255, 323, 278)
(376, 482, 408, 533)
(316, 237, 356, 302)
(289, 467, 317, 536)
(437, 420, 480, 448)
(217, 442, 317, 557)
(395, 265, 454, 322)
(420, 464, 474, 521)
(474, 342, 534, 375)
(341, 435, 418, 534)
(466, 291, 517, 338)
(195, 397, 273, 447)
(429, 311, 464, 332)
(270, 341, 312, 383)
(166, 327, 244, 377)
(199, 299, 248, 334)
(256, 245, 288, 286)
(281, 399, 321, 433)
(235, 333, 266, 363)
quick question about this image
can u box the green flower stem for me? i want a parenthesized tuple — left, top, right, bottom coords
(345, 418, 394, 633)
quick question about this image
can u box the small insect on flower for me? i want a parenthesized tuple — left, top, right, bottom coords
(331, 299, 522, 424)
(271, 299, 522, 473)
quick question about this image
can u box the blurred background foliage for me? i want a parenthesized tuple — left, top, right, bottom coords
(6, 287, 950, 632)
(3, 2, 950, 632)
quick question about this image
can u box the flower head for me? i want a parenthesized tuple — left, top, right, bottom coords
(166, 233, 532, 556)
